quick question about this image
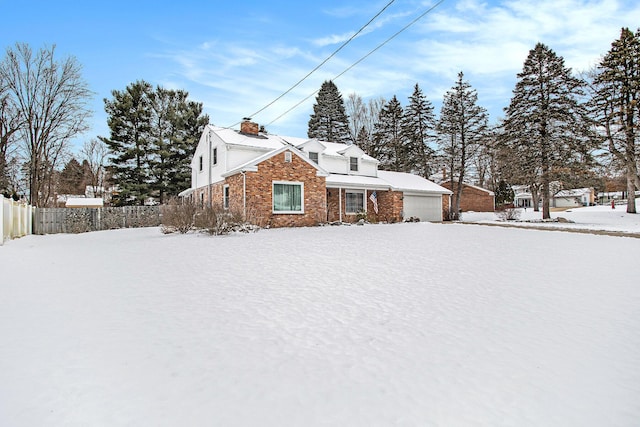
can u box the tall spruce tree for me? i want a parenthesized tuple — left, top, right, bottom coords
(500, 43, 593, 219)
(148, 88, 208, 204)
(590, 28, 640, 214)
(101, 80, 153, 205)
(373, 95, 406, 171)
(308, 80, 350, 143)
(101, 81, 208, 205)
(437, 72, 488, 219)
(402, 83, 436, 177)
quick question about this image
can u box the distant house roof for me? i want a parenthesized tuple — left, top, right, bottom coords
(554, 188, 592, 198)
(440, 181, 495, 196)
(65, 198, 104, 208)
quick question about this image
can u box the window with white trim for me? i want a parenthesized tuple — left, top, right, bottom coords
(350, 156, 358, 172)
(284, 151, 292, 163)
(309, 151, 319, 164)
(212, 147, 218, 165)
(199, 155, 203, 172)
(346, 190, 365, 214)
(273, 182, 303, 213)
(223, 185, 230, 209)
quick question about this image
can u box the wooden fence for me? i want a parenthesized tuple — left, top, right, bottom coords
(33, 206, 161, 235)
(1, 195, 33, 245)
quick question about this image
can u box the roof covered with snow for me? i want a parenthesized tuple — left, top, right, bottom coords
(65, 198, 104, 207)
(378, 171, 453, 194)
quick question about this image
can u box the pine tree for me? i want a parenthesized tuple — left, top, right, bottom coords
(437, 72, 488, 219)
(591, 28, 640, 214)
(58, 158, 85, 195)
(402, 83, 437, 177)
(101, 81, 208, 205)
(100, 80, 153, 205)
(500, 43, 593, 219)
(373, 96, 406, 171)
(148, 88, 208, 203)
(308, 80, 350, 143)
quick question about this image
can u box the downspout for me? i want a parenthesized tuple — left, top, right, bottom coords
(339, 187, 342, 223)
(241, 171, 246, 220)
(208, 134, 212, 208)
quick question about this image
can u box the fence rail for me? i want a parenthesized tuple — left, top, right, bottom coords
(33, 206, 161, 235)
(1, 195, 33, 245)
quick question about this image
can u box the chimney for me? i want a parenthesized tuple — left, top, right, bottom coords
(240, 118, 259, 135)
(442, 167, 447, 182)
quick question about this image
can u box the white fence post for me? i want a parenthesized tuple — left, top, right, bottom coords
(0, 194, 4, 245)
(1, 195, 34, 245)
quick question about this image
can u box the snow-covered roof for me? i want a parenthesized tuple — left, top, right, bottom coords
(65, 198, 104, 207)
(378, 171, 453, 194)
(554, 188, 592, 198)
(209, 125, 289, 151)
(441, 181, 495, 196)
(326, 174, 392, 190)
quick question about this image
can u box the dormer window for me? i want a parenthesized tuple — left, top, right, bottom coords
(350, 156, 358, 172)
(309, 152, 319, 164)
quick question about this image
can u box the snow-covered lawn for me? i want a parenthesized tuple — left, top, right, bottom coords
(1, 217, 639, 426)
(462, 199, 640, 234)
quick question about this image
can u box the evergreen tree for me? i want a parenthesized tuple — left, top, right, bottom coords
(308, 80, 350, 143)
(373, 96, 406, 171)
(402, 83, 437, 177)
(102, 81, 208, 205)
(500, 43, 594, 219)
(437, 72, 488, 219)
(58, 158, 85, 195)
(101, 80, 153, 205)
(148, 87, 208, 203)
(590, 28, 640, 214)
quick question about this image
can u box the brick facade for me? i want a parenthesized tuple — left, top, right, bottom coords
(326, 189, 403, 223)
(242, 151, 326, 227)
(441, 182, 494, 212)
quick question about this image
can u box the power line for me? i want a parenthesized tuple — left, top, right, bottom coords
(266, 0, 447, 128)
(229, 0, 396, 129)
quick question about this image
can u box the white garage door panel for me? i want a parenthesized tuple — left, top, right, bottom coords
(403, 195, 442, 221)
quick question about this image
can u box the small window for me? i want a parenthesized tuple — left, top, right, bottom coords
(199, 155, 203, 172)
(350, 156, 358, 172)
(346, 191, 364, 214)
(273, 182, 303, 213)
(223, 185, 230, 209)
(213, 147, 218, 165)
(284, 151, 292, 163)
(309, 151, 319, 164)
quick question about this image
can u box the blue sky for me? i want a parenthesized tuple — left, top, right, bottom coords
(2, 0, 640, 152)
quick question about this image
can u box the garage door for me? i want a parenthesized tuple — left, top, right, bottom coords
(402, 194, 442, 222)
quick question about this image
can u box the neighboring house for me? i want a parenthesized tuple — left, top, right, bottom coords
(179, 119, 451, 227)
(552, 188, 594, 208)
(439, 181, 495, 212)
(513, 185, 594, 208)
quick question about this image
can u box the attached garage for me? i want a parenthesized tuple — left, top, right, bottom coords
(402, 193, 444, 222)
(377, 170, 452, 222)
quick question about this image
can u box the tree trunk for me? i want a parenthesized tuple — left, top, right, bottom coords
(626, 160, 637, 213)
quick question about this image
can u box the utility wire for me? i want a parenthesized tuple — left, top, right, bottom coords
(266, 0, 446, 127)
(229, 0, 396, 128)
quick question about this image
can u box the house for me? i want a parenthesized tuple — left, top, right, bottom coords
(179, 119, 451, 227)
(513, 185, 595, 208)
(439, 181, 495, 212)
(552, 188, 594, 208)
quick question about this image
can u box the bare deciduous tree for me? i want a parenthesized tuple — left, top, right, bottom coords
(81, 138, 108, 198)
(0, 43, 92, 206)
